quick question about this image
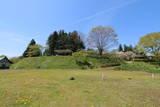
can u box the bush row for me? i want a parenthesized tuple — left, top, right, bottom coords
(114, 62, 160, 73)
(73, 52, 125, 69)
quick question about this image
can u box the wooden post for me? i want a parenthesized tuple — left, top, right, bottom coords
(152, 73, 155, 79)
(101, 73, 104, 81)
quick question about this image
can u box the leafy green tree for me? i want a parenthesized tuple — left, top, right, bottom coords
(23, 39, 41, 57)
(87, 26, 118, 55)
(25, 45, 42, 57)
(134, 45, 146, 55)
(138, 32, 160, 56)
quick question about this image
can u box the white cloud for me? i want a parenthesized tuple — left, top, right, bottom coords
(68, 0, 140, 26)
(0, 32, 31, 44)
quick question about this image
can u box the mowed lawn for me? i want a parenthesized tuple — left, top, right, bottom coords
(0, 69, 160, 107)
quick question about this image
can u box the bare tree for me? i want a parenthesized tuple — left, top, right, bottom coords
(87, 26, 118, 55)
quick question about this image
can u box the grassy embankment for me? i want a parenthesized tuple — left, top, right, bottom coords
(10, 56, 80, 69)
(11, 56, 160, 73)
(10, 56, 122, 70)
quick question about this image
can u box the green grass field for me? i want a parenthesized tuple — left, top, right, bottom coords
(0, 69, 160, 107)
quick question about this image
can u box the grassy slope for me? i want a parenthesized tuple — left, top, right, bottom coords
(10, 56, 80, 69)
(115, 61, 160, 73)
(10, 56, 125, 70)
(0, 69, 160, 107)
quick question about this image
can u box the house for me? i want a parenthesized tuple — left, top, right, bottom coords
(54, 50, 73, 56)
(0, 56, 12, 69)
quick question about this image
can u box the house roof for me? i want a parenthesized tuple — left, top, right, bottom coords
(0, 56, 6, 60)
(0, 56, 12, 63)
(54, 50, 73, 53)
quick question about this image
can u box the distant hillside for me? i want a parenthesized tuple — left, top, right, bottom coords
(10, 56, 80, 69)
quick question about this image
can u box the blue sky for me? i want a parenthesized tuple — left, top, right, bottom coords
(0, 0, 159, 57)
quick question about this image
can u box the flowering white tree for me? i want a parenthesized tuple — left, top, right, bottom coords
(87, 26, 118, 55)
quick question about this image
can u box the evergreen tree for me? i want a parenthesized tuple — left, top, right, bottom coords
(47, 31, 59, 55)
(123, 44, 134, 52)
(66, 31, 85, 52)
(57, 30, 67, 50)
(47, 30, 85, 55)
(129, 45, 133, 51)
(118, 44, 123, 52)
(29, 39, 36, 45)
(123, 44, 127, 52)
(23, 39, 41, 57)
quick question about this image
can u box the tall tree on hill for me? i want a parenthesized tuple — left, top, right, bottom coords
(66, 31, 85, 52)
(123, 44, 128, 52)
(23, 39, 41, 57)
(138, 32, 160, 56)
(29, 39, 36, 45)
(129, 45, 134, 51)
(47, 30, 85, 55)
(123, 44, 134, 52)
(57, 30, 68, 50)
(87, 26, 118, 55)
(47, 31, 59, 55)
(118, 44, 123, 52)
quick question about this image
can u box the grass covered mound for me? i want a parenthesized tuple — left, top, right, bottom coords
(10, 56, 124, 69)
(114, 62, 160, 73)
(10, 56, 80, 69)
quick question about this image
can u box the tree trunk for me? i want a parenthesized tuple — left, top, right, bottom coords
(98, 48, 103, 56)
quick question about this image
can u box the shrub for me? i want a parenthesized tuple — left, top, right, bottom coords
(73, 52, 125, 69)
(76, 60, 95, 69)
(100, 57, 125, 67)
(73, 52, 95, 69)
(104, 52, 136, 61)
(73, 52, 88, 61)
(89, 55, 125, 65)
(114, 62, 160, 73)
